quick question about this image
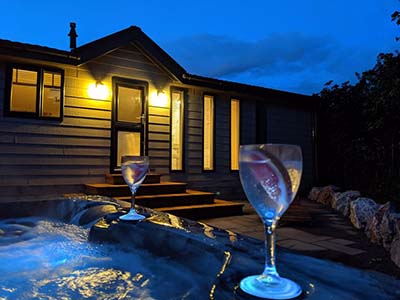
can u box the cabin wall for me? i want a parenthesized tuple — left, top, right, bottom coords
(265, 104, 315, 192)
(165, 89, 248, 199)
(0, 43, 173, 202)
(0, 43, 315, 202)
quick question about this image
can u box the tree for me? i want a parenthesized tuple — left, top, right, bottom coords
(318, 9, 400, 206)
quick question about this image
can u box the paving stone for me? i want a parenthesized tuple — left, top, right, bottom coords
(313, 240, 365, 255)
(277, 239, 327, 251)
(239, 230, 264, 240)
(328, 238, 355, 246)
(277, 227, 332, 243)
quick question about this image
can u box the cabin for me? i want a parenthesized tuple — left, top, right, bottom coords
(0, 24, 317, 215)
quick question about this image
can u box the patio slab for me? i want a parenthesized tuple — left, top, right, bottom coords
(201, 198, 400, 278)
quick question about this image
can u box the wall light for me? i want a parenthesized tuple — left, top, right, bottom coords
(150, 90, 168, 107)
(88, 82, 109, 100)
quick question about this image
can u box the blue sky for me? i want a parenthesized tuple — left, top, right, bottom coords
(0, 0, 398, 95)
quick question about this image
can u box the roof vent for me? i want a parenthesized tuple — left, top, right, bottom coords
(68, 22, 78, 50)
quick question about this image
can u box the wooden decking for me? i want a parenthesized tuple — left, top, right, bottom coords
(84, 173, 243, 220)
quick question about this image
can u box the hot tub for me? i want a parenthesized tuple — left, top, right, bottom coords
(0, 197, 399, 299)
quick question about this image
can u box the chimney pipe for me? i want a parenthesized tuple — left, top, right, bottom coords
(68, 22, 78, 50)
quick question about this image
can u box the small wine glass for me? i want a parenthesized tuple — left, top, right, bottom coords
(119, 155, 149, 221)
(239, 144, 302, 299)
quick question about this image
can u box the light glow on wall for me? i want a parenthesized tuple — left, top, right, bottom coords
(150, 90, 168, 107)
(88, 82, 109, 100)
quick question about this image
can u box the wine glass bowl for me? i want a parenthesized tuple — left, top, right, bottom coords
(239, 144, 303, 299)
(119, 155, 149, 221)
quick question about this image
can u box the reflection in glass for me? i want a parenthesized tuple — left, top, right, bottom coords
(117, 86, 142, 123)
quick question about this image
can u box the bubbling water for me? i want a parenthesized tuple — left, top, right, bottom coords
(0, 217, 213, 300)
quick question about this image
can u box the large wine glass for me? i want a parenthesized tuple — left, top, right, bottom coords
(239, 144, 303, 299)
(119, 155, 149, 221)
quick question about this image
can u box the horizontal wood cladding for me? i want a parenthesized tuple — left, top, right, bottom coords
(0, 144, 109, 156)
(0, 121, 110, 138)
(0, 175, 105, 187)
(0, 54, 115, 191)
(0, 165, 108, 176)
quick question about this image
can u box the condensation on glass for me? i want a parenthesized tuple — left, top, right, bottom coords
(42, 71, 62, 117)
(203, 95, 214, 170)
(231, 99, 240, 170)
(117, 131, 141, 167)
(171, 90, 184, 171)
(11, 68, 38, 113)
(117, 86, 142, 123)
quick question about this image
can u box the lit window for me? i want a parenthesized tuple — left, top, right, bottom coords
(231, 99, 240, 170)
(42, 71, 62, 118)
(11, 69, 38, 113)
(203, 95, 214, 171)
(7, 66, 63, 120)
(171, 90, 184, 171)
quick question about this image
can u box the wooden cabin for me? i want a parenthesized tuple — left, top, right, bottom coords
(0, 25, 317, 206)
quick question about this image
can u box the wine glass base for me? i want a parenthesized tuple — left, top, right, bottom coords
(119, 211, 146, 221)
(240, 275, 302, 299)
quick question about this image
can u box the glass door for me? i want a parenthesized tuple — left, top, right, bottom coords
(111, 78, 147, 172)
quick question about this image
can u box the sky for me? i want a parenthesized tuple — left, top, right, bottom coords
(0, 0, 398, 95)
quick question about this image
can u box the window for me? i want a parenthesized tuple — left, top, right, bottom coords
(231, 98, 240, 170)
(6, 66, 63, 120)
(170, 89, 185, 171)
(203, 95, 214, 171)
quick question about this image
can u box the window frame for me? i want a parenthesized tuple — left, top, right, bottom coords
(169, 87, 186, 172)
(202, 93, 216, 172)
(230, 98, 241, 171)
(5, 64, 64, 121)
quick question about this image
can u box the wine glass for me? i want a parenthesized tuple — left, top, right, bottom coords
(119, 155, 149, 221)
(239, 144, 302, 299)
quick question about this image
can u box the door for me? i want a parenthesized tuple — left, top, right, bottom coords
(111, 78, 147, 172)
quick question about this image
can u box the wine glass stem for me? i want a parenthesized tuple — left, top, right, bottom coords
(263, 221, 280, 279)
(130, 193, 137, 212)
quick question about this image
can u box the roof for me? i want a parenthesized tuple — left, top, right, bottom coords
(0, 26, 314, 103)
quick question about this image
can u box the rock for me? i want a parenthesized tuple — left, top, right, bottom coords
(316, 186, 338, 207)
(349, 197, 379, 229)
(333, 190, 361, 217)
(365, 202, 391, 244)
(382, 213, 400, 250)
(390, 237, 400, 268)
(308, 187, 322, 201)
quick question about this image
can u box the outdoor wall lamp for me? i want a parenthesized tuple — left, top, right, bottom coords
(88, 82, 109, 100)
(150, 90, 168, 107)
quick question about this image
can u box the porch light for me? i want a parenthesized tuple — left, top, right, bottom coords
(150, 90, 168, 107)
(88, 82, 109, 100)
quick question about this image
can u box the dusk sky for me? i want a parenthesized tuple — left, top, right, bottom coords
(0, 0, 398, 95)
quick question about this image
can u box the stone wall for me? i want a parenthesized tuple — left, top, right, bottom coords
(309, 186, 400, 268)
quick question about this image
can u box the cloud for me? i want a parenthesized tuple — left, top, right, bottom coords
(164, 33, 385, 95)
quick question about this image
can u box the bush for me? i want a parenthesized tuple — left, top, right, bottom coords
(318, 52, 400, 209)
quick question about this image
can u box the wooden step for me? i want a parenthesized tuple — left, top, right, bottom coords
(155, 199, 244, 220)
(114, 190, 215, 208)
(105, 173, 161, 185)
(85, 182, 187, 197)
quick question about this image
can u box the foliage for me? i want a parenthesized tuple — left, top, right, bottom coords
(318, 51, 400, 206)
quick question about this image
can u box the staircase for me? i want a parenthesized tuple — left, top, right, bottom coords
(84, 173, 243, 220)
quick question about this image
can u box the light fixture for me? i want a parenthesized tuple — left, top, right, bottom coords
(88, 82, 109, 100)
(150, 90, 168, 107)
